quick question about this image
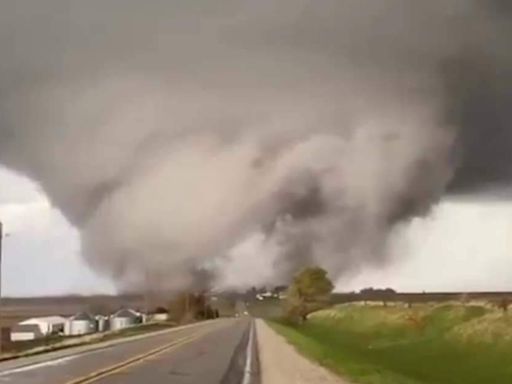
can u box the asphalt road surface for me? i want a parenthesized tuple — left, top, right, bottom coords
(0, 318, 257, 384)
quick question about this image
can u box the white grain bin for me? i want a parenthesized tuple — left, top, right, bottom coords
(96, 315, 109, 332)
(110, 309, 140, 331)
(64, 312, 97, 336)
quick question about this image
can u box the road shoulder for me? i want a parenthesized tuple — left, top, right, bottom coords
(256, 319, 349, 384)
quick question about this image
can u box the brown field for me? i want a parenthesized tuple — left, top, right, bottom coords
(331, 291, 512, 306)
(0, 295, 147, 328)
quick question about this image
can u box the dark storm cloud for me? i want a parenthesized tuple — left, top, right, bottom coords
(0, 0, 509, 290)
(443, 54, 512, 193)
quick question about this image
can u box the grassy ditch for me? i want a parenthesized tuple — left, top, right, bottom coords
(269, 303, 512, 384)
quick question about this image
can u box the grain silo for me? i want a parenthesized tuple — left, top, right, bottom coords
(95, 315, 109, 332)
(110, 309, 140, 331)
(64, 312, 97, 336)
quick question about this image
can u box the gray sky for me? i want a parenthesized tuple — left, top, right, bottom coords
(0, 167, 115, 296)
(2, 165, 511, 296)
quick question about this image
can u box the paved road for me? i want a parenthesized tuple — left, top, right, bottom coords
(0, 318, 255, 384)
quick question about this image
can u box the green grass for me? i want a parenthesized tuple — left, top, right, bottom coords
(269, 303, 512, 384)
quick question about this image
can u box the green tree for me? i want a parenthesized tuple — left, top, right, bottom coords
(285, 266, 334, 323)
(168, 292, 211, 323)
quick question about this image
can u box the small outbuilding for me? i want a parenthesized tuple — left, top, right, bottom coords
(152, 307, 170, 322)
(110, 309, 141, 331)
(19, 316, 66, 335)
(10, 324, 44, 342)
(11, 316, 66, 342)
(64, 312, 97, 336)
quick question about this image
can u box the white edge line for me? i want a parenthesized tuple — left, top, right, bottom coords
(0, 355, 78, 376)
(242, 320, 255, 384)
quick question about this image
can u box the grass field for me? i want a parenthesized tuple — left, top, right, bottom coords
(269, 303, 512, 384)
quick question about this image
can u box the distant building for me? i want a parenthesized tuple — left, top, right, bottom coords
(64, 312, 97, 336)
(151, 307, 170, 322)
(110, 309, 141, 331)
(152, 313, 169, 321)
(20, 316, 66, 335)
(11, 316, 66, 341)
(10, 324, 44, 341)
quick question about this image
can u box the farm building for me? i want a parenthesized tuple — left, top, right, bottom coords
(110, 309, 141, 331)
(10, 324, 44, 341)
(20, 316, 66, 335)
(152, 307, 170, 322)
(64, 312, 97, 336)
(11, 316, 66, 341)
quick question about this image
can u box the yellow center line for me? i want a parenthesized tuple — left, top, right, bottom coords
(63, 325, 219, 384)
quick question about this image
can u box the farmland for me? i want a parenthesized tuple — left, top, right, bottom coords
(0, 295, 146, 329)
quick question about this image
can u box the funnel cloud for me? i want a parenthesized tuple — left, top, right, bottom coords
(0, 1, 510, 291)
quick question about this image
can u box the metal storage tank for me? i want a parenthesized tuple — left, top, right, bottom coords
(64, 312, 97, 336)
(96, 315, 109, 332)
(110, 309, 140, 331)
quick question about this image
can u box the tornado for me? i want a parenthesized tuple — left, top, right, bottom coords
(0, 1, 510, 291)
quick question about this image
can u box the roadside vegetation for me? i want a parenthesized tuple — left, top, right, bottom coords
(259, 266, 512, 383)
(168, 292, 221, 323)
(270, 302, 512, 384)
(284, 266, 334, 323)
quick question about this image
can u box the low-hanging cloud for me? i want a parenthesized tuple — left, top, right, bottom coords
(0, 0, 510, 291)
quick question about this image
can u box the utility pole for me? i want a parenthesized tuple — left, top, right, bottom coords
(185, 293, 190, 317)
(144, 269, 149, 319)
(203, 291, 207, 319)
(0, 221, 3, 302)
(0, 221, 3, 354)
(0, 221, 10, 354)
